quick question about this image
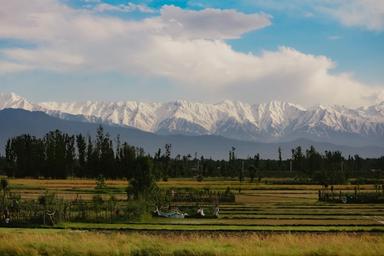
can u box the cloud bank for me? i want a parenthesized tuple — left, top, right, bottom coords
(0, 0, 383, 107)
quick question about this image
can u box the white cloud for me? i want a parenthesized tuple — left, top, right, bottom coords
(328, 35, 341, 40)
(0, 61, 32, 73)
(243, 0, 384, 31)
(322, 0, 384, 31)
(0, 0, 383, 107)
(3, 48, 85, 71)
(158, 6, 271, 39)
(82, 0, 101, 3)
(93, 3, 155, 14)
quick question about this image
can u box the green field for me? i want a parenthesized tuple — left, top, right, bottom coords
(1, 178, 384, 255)
(4, 178, 384, 231)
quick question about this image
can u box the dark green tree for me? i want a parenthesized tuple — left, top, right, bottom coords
(278, 147, 282, 170)
(76, 134, 87, 176)
(127, 156, 156, 199)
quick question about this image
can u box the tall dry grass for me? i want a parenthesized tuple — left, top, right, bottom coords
(0, 228, 383, 256)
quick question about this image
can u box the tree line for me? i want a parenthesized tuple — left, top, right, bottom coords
(0, 127, 383, 184)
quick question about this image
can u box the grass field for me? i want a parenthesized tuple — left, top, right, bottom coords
(1, 178, 384, 255)
(5, 178, 384, 230)
(0, 228, 383, 256)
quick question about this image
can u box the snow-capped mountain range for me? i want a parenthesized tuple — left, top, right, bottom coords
(1, 92, 383, 147)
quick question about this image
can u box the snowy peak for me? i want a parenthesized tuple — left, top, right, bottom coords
(360, 101, 384, 121)
(0, 92, 35, 111)
(1, 92, 384, 147)
(253, 101, 305, 134)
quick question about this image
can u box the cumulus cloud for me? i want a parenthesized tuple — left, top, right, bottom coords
(159, 6, 271, 39)
(0, 0, 383, 107)
(3, 48, 85, 71)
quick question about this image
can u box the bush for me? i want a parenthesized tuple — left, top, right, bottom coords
(95, 175, 107, 190)
(351, 178, 383, 185)
(92, 194, 103, 204)
(125, 200, 149, 221)
(38, 191, 57, 206)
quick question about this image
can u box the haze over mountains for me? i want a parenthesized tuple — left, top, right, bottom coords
(1, 92, 383, 148)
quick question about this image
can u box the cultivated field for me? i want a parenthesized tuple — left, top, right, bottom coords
(5, 178, 384, 231)
(1, 178, 384, 255)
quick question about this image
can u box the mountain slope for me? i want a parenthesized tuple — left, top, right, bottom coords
(0, 108, 383, 159)
(0, 92, 383, 147)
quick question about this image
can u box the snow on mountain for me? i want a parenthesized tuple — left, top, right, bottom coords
(0, 92, 36, 111)
(0, 92, 383, 146)
(292, 104, 384, 137)
(358, 101, 384, 122)
(253, 101, 305, 136)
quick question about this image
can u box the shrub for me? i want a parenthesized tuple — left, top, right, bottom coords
(125, 200, 149, 221)
(196, 175, 204, 182)
(95, 175, 107, 190)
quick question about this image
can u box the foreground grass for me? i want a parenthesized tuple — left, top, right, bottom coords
(0, 228, 383, 256)
(56, 222, 384, 232)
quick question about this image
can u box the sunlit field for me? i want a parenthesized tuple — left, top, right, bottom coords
(2, 177, 384, 255)
(4, 178, 384, 231)
(0, 228, 383, 256)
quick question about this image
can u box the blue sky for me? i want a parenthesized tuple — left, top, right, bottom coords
(67, 0, 384, 83)
(0, 0, 383, 106)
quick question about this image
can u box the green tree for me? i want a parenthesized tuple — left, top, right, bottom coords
(117, 142, 137, 179)
(127, 156, 156, 199)
(162, 144, 172, 181)
(1, 178, 9, 214)
(44, 130, 74, 178)
(76, 134, 87, 176)
(6, 135, 44, 177)
(292, 146, 304, 173)
(278, 147, 282, 170)
(306, 145, 322, 176)
(248, 165, 257, 183)
(86, 135, 96, 177)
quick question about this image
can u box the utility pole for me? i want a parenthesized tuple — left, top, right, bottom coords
(290, 159, 293, 172)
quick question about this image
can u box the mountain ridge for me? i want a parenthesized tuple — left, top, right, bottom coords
(1, 92, 383, 147)
(0, 108, 383, 159)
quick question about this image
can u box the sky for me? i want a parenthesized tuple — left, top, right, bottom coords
(0, 0, 383, 107)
